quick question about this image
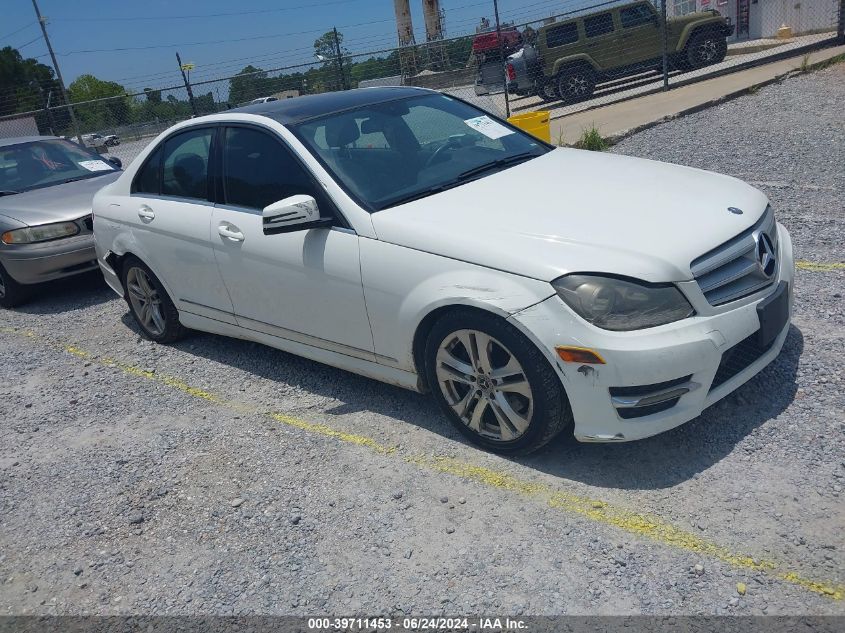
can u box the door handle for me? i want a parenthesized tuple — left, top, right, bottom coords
(218, 224, 245, 242)
(137, 205, 155, 221)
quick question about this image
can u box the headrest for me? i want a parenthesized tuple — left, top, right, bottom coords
(173, 154, 204, 174)
(325, 118, 360, 148)
(360, 117, 384, 134)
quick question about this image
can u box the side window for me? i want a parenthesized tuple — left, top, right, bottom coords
(132, 146, 162, 194)
(620, 4, 655, 28)
(222, 127, 328, 212)
(546, 23, 579, 48)
(161, 128, 213, 200)
(584, 13, 615, 38)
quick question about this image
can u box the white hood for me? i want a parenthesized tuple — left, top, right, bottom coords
(371, 148, 769, 283)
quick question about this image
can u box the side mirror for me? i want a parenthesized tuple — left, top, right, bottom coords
(262, 195, 333, 235)
(107, 156, 122, 169)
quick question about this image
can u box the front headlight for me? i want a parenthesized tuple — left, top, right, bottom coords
(552, 274, 694, 331)
(1, 221, 80, 245)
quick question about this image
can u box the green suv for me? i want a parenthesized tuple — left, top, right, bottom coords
(516, 1, 734, 103)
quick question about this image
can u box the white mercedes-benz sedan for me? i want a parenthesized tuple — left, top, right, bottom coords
(93, 87, 793, 454)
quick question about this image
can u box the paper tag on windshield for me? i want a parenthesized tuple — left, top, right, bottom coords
(464, 115, 514, 139)
(78, 160, 113, 172)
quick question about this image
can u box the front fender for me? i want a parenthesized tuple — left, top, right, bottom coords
(360, 238, 555, 372)
(677, 18, 728, 50)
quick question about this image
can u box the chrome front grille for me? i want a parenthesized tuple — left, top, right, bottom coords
(691, 206, 779, 306)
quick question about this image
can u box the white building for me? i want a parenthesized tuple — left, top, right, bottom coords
(668, 0, 840, 40)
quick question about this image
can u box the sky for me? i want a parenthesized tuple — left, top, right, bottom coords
(2, 0, 597, 94)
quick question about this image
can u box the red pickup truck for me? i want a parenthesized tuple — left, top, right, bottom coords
(472, 26, 523, 95)
(472, 26, 523, 63)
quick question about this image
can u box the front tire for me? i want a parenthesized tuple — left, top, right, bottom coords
(121, 256, 186, 343)
(0, 263, 31, 308)
(685, 31, 727, 70)
(424, 309, 572, 455)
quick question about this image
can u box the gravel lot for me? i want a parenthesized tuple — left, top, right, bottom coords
(1, 65, 843, 617)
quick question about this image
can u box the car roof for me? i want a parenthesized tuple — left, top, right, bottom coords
(229, 86, 433, 125)
(0, 135, 60, 147)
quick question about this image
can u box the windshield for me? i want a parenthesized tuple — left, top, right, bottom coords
(292, 93, 549, 211)
(0, 139, 118, 194)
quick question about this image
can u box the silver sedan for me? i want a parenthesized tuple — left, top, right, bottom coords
(0, 136, 122, 307)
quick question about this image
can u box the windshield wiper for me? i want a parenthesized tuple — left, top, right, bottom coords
(382, 180, 466, 208)
(455, 152, 539, 181)
(62, 175, 98, 184)
(0, 190, 21, 196)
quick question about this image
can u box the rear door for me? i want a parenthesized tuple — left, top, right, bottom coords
(617, 2, 662, 66)
(128, 126, 235, 323)
(582, 11, 620, 71)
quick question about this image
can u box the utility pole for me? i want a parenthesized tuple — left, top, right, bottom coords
(492, 0, 510, 118)
(31, 81, 55, 135)
(838, 0, 844, 43)
(332, 27, 348, 91)
(176, 52, 198, 116)
(31, 0, 82, 144)
(660, 0, 669, 91)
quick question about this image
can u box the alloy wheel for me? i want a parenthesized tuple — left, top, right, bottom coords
(696, 38, 718, 63)
(559, 73, 591, 100)
(126, 267, 166, 337)
(435, 329, 533, 442)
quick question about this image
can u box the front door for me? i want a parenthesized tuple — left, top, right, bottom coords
(617, 3, 662, 66)
(211, 125, 375, 360)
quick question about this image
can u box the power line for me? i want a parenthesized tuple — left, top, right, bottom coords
(49, 0, 369, 23)
(0, 21, 37, 41)
(53, 16, 400, 57)
(14, 35, 43, 51)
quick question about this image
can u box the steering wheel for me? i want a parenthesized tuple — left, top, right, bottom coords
(423, 137, 461, 169)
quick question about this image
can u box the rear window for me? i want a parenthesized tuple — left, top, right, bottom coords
(546, 23, 579, 48)
(584, 13, 615, 38)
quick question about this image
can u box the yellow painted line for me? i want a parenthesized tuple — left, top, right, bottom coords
(1, 326, 842, 600)
(412, 456, 842, 599)
(796, 260, 845, 272)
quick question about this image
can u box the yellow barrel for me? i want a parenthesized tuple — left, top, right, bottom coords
(507, 111, 551, 143)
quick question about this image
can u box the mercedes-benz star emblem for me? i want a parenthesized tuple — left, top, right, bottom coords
(728, 207, 743, 215)
(756, 232, 777, 278)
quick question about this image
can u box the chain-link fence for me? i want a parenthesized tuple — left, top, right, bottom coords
(1, 0, 842, 165)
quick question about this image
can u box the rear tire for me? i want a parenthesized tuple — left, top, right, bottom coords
(556, 66, 596, 104)
(685, 31, 727, 70)
(120, 256, 186, 343)
(536, 79, 559, 103)
(424, 309, 573, 455)
(0, 263, 31, 308)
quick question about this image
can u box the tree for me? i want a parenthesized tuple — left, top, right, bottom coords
(143, 88, 162, 103)
(68, 74, 130, 129)
(228, 65, 267, 104)
(0, 46, 64, 123)
(313, 30, 350, 91)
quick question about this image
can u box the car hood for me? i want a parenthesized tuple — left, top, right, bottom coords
(370, 148, 769, 283)
(0, 171, 121, 226)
